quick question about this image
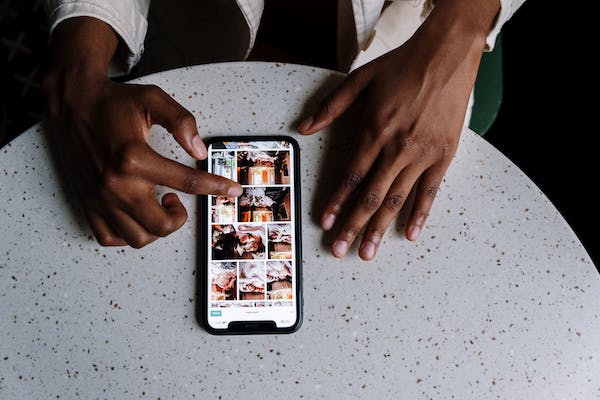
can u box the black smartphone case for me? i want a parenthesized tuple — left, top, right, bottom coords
(199, 135, 303, 335)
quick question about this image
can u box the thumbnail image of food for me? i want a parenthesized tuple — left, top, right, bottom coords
(266, 261, 293, 300)
(212, 224, 266, 260)
(211, 195, 236, 223)
(238, 261, 266, 300)
(237, 150, 290, 185)
(210, 262, 237, 301)
(238, 187, 291, 222)
(268, 224, 293, 259)
(211, 151, 235, 181)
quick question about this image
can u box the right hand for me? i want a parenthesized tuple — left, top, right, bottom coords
(43, 18, 242, 248)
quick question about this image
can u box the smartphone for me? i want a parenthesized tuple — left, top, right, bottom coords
(201, 136, 302, 334)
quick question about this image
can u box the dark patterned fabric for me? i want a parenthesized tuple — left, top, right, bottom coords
(0, 0, 47, 147)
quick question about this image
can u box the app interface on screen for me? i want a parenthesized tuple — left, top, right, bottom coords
(207, 140, 297, 329)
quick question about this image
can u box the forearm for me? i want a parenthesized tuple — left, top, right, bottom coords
(46, 17, 119, 79)
(44, 0, 151, 75)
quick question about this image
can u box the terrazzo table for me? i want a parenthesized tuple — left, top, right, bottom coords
(1, 62, 599, 399)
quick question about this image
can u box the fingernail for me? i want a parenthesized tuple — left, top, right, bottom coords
(298, 116, 313, 132)
(227, 185, 243, 197)
(192, 135, 207, 158)
(332, 240, 348, 258)
(407, 225, 421, 241)
(321, 213, 336, 230)
(360, 241, 375, 260)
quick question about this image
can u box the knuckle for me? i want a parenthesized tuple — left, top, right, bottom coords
(212, 178, 230, 195)
(117, 144, 144, 175)
(365, 226, 385, 244)
(100, 170, 121, 192)
(362, 191, 382, 211)
(183, 174, 201, 193)
(400, 133, 416, 149)
(415, 209, 429, 221)
(128, 234, 152, 249)
(144, 84, 163, 98)
(441, 138, 457, 159)
(328, 201, 342, 215)
(421, 140, 433, 156)
(319, 97, 338, 118)
(185, 173, 222, 194)
(423, 185, 438, 198)
(152, 218, 177, 237)
(340, 226, 358, 241)
(345, 172, 362, 190)
(171, 212, 187, 230)
(175, 110, 196, 131)
(386, 193, 404, 210)
(96, 234, 118, 247)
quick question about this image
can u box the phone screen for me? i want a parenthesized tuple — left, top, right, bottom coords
(203, 137, 301, 333)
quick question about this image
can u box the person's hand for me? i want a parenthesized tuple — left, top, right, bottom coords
(43, 17, 242, 248)
(298, 0, 499, 260)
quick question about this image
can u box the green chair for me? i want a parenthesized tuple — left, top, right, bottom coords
(469, 35, 503, 136)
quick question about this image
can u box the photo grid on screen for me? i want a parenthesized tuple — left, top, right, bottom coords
(209, 144, 295, 309)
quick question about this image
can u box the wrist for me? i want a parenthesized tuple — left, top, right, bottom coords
(423, 0, 500, 53)
(409, 0, 500, 86)
(426, 0, 500, 44)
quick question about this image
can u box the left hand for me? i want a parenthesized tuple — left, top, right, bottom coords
(298, 2, 495, 260)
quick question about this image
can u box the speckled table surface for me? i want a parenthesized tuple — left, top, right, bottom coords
(1, 62, 599, 399)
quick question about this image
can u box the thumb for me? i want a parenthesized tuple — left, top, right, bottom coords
(297, 70, 369, 135)
(141, 85, 207, 160)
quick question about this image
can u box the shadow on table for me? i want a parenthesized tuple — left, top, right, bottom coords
(40, 122, 92, 238)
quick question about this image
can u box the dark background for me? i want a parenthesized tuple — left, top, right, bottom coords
(484, 1, 598, 268)
(1, 0, 597, 269)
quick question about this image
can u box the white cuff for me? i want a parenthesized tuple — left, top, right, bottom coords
(234, 0, 263, 58)
(485, 0, 526, 51)
(423, 0, 526, 51)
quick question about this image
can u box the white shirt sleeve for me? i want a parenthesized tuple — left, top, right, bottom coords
(44, 0, 151, 75)
(485, 0, 526, 50)
(423, 0, 527, 51)
(234, 0, 264, 58)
